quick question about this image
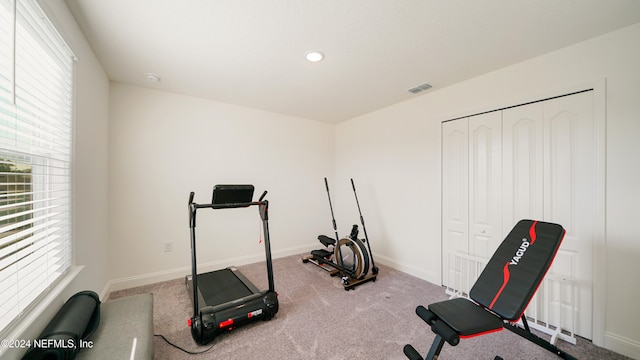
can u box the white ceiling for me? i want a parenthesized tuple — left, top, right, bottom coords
(65, 0, 640, 124)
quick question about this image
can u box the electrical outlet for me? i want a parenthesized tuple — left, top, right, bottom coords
(163, 241, 173, 252)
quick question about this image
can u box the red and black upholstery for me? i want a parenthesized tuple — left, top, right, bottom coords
(404, 220, 577, 360)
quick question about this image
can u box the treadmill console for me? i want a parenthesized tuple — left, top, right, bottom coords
(212, 184, 254, 205)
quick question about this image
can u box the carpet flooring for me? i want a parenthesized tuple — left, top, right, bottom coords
(108, 254, 631, 359)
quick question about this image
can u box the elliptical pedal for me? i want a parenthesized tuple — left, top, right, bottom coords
(311, 249, 333, 259)
(318, 235, 336, 247)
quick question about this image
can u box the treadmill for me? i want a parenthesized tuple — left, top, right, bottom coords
(186, 184, 278, 345)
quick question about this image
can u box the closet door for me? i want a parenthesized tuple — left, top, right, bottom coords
(441, 119, 468, 288)
(442, 90, 598, 341)
(442, 112, 502, 291)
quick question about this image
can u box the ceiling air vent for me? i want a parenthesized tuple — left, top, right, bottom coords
(408, 82, 432, 94)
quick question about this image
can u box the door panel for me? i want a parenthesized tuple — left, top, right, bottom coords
(502, 103, 544, 230)
(441, 119, 469, 288)
(469, 112, 502, 259)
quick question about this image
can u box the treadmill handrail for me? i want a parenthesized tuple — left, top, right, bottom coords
(193, 200, 265, 210)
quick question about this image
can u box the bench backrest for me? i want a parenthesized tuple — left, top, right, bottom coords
(469, 220, 566, 321)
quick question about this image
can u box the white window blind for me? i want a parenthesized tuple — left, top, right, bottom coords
(0, 0, 75, 334)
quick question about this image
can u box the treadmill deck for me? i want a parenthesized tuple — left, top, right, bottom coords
(200, 269, 252, 306)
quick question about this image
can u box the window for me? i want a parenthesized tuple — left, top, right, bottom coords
(0, 0, 75, 334)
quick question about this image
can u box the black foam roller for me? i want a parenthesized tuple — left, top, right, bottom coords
(22, 291, 100, 360)
(415, 305, 436, 325)
(431, 320, 459, 346)
(403, 344, 423, 360)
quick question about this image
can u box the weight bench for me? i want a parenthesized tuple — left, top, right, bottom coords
(404, 219, 577, 360)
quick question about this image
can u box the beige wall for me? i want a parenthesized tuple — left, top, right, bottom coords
(8, 2, 639, 358)
(335, 23, 640, 358)
(107, 83, 335, 288)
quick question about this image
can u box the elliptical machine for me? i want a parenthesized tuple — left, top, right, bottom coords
(302, 178, 378, 290)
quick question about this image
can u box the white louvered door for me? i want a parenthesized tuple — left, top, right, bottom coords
(443, 90, 597, 340)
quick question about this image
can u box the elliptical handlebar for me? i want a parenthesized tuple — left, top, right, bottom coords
(350, 178, 378, 275)
(324, 178, 339, 239)
(324, 177, 346, 272)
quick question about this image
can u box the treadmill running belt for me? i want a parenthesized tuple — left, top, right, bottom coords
(197, 269, 254, 307)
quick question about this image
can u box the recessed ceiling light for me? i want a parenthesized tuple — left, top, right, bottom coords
(145, 73, 161, 82)
(305, 51, 324, 62)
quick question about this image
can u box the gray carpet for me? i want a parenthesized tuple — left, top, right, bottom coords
(108, 254, 630, 359)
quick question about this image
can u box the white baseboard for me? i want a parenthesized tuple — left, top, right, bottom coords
(604, 331, 640, 360)
(103, 245, 444, 297)
(374, 253, 440, 285)
(104, 243, 319, 295)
